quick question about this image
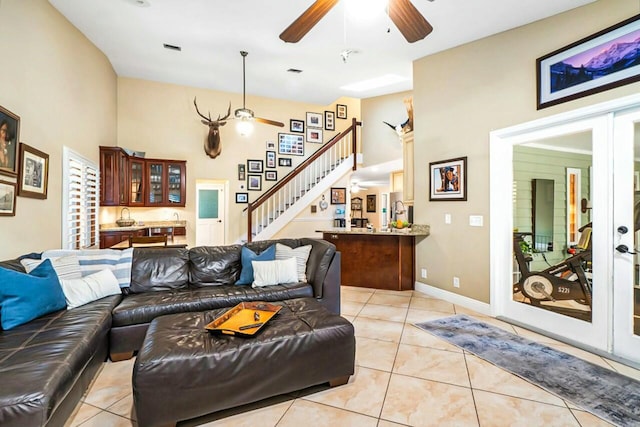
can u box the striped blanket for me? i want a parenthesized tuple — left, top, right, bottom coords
(42, 248, 133, 288)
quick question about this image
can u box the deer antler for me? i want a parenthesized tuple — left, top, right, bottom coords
(218, 103, 232, 122)
(193, 97, 212, 122)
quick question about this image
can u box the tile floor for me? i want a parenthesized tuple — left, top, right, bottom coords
(64, 286, 640, 427)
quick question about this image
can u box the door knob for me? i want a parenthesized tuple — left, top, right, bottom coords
(617, 226, 629, 234)
(616, 244, 638, 254)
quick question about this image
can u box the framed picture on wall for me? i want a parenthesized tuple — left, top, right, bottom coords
(306, 112, 323, 129)
(235, 192, 248, 203)
(247, 174, 262, 191)
(266, 151, 276, 168)
(306, 128, 323, 143)
(324, 110, 335, 131)
(265, 170, 277, 181)
(238, 164, 246, 180)
(278, 133, 304, 156)
(247, 159, 263, 173)
(330, 187, 346, 204)
(290, 120, 304, 133)
(0, 179, 16, 216)
(0, 105, 20, 176)
(18, 143, 49, 199)
(537, 13, 640, 109)
(279, 157, 292, 167)
(366, 194, 376, 212)
(336, 104, 347, 119)
(429, 156, 467, 201)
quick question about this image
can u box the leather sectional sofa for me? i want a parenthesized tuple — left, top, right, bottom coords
(0, 238, 340, 427)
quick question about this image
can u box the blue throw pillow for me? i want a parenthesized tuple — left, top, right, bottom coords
(235, 244, 276, 285)
(0, 259, 67, 330)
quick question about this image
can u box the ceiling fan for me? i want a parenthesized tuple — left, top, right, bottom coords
(280, 0, 434, 44)
(234, 51, 284, 128)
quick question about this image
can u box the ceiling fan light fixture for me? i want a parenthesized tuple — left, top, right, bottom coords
(234, 107, 254, 119)
(237, 118, 253, 137)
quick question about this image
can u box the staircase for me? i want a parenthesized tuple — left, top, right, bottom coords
(247, 118, 362, 242)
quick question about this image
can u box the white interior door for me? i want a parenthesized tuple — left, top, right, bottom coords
(196, 182, 225, 246)
(612, 108, 640, 363)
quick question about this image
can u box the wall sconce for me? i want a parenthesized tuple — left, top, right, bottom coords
(581, 198, 592, 213)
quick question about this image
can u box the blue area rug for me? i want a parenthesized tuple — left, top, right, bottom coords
(415, 314, 640, 427)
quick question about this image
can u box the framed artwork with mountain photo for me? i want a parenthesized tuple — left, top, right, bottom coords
(537, 13, 640, 109)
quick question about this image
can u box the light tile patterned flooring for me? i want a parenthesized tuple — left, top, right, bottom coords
(65, 286, 640, 427)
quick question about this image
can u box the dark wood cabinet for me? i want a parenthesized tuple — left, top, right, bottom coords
(128, 158, 145, 207)
(99, 229, 147, 249)
(99, 147, 186, 207)
(145, 160, 186, 207)
(323, 232, 415, 291)
(100, 147, 123, 206)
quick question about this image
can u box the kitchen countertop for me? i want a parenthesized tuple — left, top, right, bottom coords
(100, 220, 187, 232)
(318, 224, 430, 237)
(109, 235, 188, 249)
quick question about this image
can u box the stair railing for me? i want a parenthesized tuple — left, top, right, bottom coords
(247, 117, 361, 241)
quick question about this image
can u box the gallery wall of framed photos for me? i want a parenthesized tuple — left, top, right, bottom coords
(0, 105, 49, 216)
(235, 102, 350, 204)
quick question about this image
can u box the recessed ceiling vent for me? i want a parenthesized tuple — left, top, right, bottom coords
(287, 68, 303, 74)
(124, 0, 151, 7)
(163, 43, 182, 52)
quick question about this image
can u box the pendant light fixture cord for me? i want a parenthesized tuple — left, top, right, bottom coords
(241, 51, 248, 109)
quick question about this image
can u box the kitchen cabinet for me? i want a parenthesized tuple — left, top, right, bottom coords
(99, 229, 147, 249)
(402, 131, 414, 205)
(99, 147, 186, 207)
(100, 147, 125, 206)
(145, 160, 186, 207)
(322, 231, 416, 291)
(128, 158, 145, 207)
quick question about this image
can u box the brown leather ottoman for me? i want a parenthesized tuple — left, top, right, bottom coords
(132, 298, 355, 427)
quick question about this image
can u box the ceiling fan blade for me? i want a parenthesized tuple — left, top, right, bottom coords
(255, 117, 285, 127)
(279, 0, 339, 43)
(388, 0, 433, 43)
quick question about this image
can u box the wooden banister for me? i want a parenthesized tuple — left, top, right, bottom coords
(247, 118, 361, 242)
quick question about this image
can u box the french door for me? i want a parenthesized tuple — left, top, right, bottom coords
(491, 95, 640, 365)
(612, 108, 640, 362)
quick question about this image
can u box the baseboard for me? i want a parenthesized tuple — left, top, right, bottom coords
(414, 282, 492, 316)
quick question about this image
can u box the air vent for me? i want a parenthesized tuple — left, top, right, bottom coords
(163, 43, 182, 52)
(124, 0, 151, 7)
(287, 68, 303, 73)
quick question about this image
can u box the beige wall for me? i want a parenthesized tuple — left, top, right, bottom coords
(115, 78, 361, 245)
(0, 1, 117, 260)
(413, 0, 640, 302)
(361, 91, 411, 167)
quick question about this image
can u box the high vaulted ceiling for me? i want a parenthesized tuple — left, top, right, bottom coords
(48, 0, 596, 105)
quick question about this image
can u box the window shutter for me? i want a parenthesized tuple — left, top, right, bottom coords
(62, 147, 100, 249)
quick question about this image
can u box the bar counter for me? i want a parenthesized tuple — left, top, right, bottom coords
(319, 225, 429, 291)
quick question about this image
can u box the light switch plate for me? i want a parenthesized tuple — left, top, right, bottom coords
(469, 215, 483, 227)
(445, 213, 452, 224)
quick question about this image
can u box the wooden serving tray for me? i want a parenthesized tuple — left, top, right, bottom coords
(205, 302, 282, 337)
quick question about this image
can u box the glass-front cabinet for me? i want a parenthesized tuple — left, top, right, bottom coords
(167, 162, 185, 205)
(128, 159, 145, 207)
(144, 159, 186, 207)
(99, 147, 186, 208)
(147, 162, 165, 205)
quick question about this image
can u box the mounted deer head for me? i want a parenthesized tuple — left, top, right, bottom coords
(193, 97, 232, 159)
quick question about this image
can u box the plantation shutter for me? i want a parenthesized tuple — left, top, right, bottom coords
(62, 147, 100, 249)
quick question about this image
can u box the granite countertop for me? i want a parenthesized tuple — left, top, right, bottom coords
(109, 235, 188, 249)
(318, 224, 430, 237)
(100, 220, 187, 232)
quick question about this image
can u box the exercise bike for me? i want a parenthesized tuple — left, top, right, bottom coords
(513, 224, 592, 319)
